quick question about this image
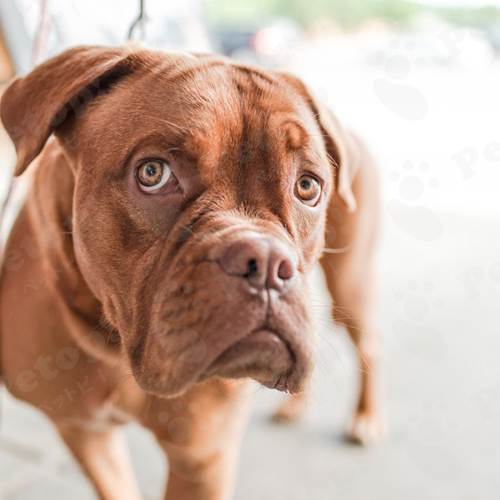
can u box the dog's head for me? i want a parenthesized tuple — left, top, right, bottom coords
(1, 46, 355, 396)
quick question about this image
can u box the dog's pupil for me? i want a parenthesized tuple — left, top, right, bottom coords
(146, 165, 157, 177)
(301, 179, 311, 190)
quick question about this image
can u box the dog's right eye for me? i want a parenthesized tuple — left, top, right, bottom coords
(296, 174, 321, 206)
(136, 161, 172, 192)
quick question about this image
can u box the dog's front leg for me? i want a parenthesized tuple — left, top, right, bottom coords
(151, 380, 253, 500)
(161, 443, 239, 500)
(57, 423, 143, 500)
(319, 157, 385, 446)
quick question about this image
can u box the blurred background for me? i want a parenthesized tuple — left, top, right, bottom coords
(1, 0, 500, 498)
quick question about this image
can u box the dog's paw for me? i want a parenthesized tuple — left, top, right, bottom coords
(346, 411, 387, 446)
(271, 394, 307, 424)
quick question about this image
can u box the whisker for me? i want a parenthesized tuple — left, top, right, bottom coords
(309, 294, 359, 309)
(318, 323, 373, 376)
(317, 332, 344, 366)
(323, 245, 351, 254)
(318, 317, 366, 335)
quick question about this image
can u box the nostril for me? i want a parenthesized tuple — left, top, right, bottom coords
(219, 236, 295, 292)
(277, 259, 294, 281)
(246, 259, 258, 277)
(219, 240, 266, 280)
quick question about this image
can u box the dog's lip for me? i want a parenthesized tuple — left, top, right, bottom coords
(201, 328, 295, 391)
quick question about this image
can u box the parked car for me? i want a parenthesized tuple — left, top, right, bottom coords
(212, 17, 303, 68)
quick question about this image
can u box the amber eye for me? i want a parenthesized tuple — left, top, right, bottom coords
(296, 175, 321, 206)
(136, 161, 171, 192)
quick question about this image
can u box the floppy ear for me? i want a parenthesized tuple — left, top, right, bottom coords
(278, 73, 357, 212)
(0, 45, 140, 176)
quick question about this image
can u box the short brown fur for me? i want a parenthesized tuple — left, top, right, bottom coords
(0, 46, 383, 499)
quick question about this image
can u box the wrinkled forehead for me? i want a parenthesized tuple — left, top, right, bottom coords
(133, 55, 316, 125)
(89, 55, 325, 166)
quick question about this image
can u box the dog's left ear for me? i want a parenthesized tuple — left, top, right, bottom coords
(0, 45, 141, 176)
(277, 73, 357, 212)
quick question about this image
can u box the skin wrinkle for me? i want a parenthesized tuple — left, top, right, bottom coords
(177, 218, 297, 272)
(232, 68, 286, 215)
(229, 72, 322, 244)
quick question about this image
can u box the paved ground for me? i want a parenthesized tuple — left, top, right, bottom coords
(1, 31, 500, 499)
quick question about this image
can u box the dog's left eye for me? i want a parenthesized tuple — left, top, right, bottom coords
(296, 175, 321, 206)
(136, 161, 172, 192)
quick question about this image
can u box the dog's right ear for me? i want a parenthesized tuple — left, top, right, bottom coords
(0, 45, 139, 176)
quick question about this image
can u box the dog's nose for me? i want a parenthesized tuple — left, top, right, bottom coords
(220, 237, 296, 292)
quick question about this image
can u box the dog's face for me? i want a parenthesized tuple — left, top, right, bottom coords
(1, 47, 354, 396)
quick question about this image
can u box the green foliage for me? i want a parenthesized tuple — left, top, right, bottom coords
(204, 0, 500, 31)
(438, 6, 500, 28)
(371, 0, 417, 24)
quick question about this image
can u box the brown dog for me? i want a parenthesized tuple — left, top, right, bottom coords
(0, 46, 383, 499)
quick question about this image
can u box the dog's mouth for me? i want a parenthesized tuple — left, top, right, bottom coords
(200, 327, 295, 392)
(136, 259, 315, 397)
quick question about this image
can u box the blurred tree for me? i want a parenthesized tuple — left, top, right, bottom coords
(371, 0, 417, 24)
(204, 0, 500, 31)
(205, 0, 416, 28)
(439, 6, 500, 27)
